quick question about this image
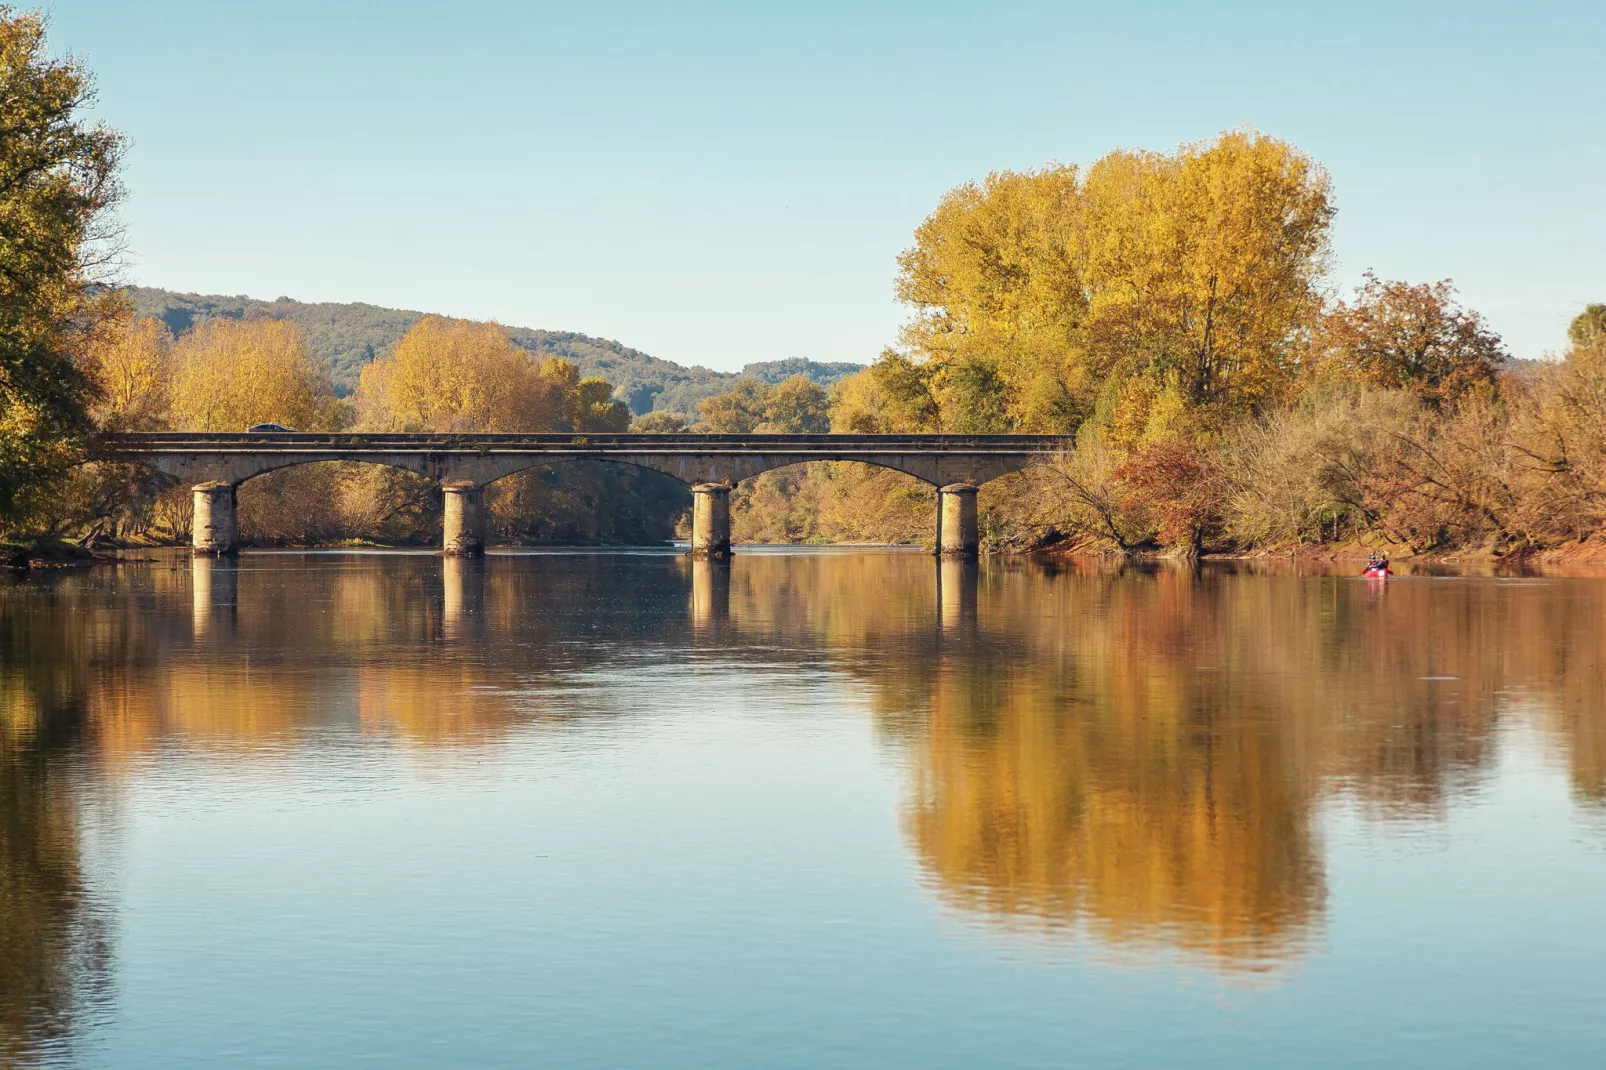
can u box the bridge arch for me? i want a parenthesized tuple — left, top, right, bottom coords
(132, 451, 441, 488)
(469, 451, 979, 490)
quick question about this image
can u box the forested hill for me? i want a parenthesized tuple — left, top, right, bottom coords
(124, 287, 862, 415)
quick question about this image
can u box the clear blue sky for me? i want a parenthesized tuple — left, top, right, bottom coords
(49, 0, 1606, 370)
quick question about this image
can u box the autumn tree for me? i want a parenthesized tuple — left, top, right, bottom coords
(1083, 134, 1332, 417)
(896, 164, 1088, 432)
(696, 375, 829, 434)
(536, 357, 631, 433)
(1113, 438, 1227, 554)
(78, 314, 170, 431)
(1317, 273, 1506, 408)
(168, 319, 338, 431)
(895, 131, 1333, 437)
(0, 9, 124, 523)
(696, 378, 768, 433)
(756, 375, 829, 433)
(829, 355, 942, 434)
(354, 317, 630, 434)
(355, 316, 553, 433)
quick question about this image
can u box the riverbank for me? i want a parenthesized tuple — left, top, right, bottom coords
(1, 538, 103, 570)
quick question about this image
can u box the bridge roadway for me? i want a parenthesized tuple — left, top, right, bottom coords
(96, 431, 1070, 558)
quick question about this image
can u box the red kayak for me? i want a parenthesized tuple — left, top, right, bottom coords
(1362, 565, 1391, 578)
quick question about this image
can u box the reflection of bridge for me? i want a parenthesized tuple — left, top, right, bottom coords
(99, 432, 1069, 557)
(187, 554, 982, 641)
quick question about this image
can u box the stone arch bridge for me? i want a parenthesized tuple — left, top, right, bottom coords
(95, 432, 1070, 557)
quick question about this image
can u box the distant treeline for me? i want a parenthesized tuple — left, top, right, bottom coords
(125, 287, 862, 414)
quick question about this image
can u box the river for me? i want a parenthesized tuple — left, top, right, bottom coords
(2, 550, 1603, 1068)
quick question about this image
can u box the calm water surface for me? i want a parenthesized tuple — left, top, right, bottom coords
(2, 550, 1604, 1068)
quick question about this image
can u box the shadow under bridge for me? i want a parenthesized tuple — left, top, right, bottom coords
(94, 431, 1071, 557)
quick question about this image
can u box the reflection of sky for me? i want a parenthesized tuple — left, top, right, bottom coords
(7, 553, 1606, 1067)
(84, 678, 1606, 1069)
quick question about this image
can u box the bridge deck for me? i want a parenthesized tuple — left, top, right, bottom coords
(95, 431, 1070, 493)
(99, 432, 1070, 453)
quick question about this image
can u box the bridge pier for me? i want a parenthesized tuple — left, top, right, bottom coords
(192, 482, 238, 555)
(936, 483, 979, 557)
(442, 483, 485, 557)
(690, 483, 731, 559)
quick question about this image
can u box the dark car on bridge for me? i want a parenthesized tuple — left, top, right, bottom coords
(245, 423, 296, 433)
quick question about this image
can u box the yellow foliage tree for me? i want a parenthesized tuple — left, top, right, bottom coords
(168, 319, 338, 432)
(696, 376, 829, 434)
(355, 316, 555, 433)
(1083, 133, 1332, 415)
(535, 357, 631, 432)
(895, 130, 1333, 436)
(79, 314, 171, 431)
(355, 316, 630, 434)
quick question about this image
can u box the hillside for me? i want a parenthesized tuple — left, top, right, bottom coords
(124, 287, 863, 415)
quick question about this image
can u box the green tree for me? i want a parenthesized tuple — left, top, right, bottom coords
(0, 9, 124, 524)
(630, 411, 688, 433)
(1569, 304, 1606, 349)
(697, 378, 769, 433)
(695, 375, 831, 434)
(755, 375, 829, 433)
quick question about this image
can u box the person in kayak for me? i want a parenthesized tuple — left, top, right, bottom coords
(1364, 552, 1389, 576)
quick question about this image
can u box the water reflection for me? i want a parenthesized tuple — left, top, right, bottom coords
(687, 557, 730, 638)
(189, 555, 236, 640)
(884, 565, 1327, 968)
(442, 555, 484, 642)
(937, 557, 977, 636)
(2, 553, 1605, 1014)
(0, 592, 112, 1065)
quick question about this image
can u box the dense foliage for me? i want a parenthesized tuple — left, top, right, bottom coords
(886, 131, 1334, 435)
(706, 131, 1605, 558)
(0, 9, 122, 524)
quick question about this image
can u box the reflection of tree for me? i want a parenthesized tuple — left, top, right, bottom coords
(1532, 590, 1606, 807)
(15, 555, 701, 763)
(838, 561, 1606, 969)
(5, 552, 1606, 1003)
(355, 664, 550, 743)
(0, 601, 111, 1064)
(889, 620, 1326, 969)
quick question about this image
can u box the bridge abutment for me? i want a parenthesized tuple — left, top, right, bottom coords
(192, 482, 239, 555)
(442, 484, 486, 557)
(690, 483, 731, 558)
(936, 483, 979, 557)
